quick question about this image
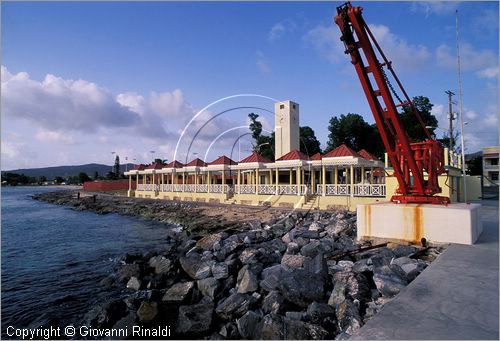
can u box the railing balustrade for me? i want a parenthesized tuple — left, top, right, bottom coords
(236, 185, 256, 194)
(258, 185, 277, 195)
(353, 184, 386, 197)
(277, 185, 298, 195)
(137, 184, 158, 192)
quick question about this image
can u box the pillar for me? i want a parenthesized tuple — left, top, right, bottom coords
(222, 170, 226, 192)
(207, 171, 211, 193)
(256, 169, 259, 194)
(275, 168, 279, 193)
(237, 169, 241, 194)
(269, 170, 273, 185)
(370, 167, 374, 184)
(296, 166, 301, 196)
(136, 174, 139, 188)
(182, 172, 185, 192)
(361, 166, 365, 183)
(321, 165, 326, 197)
(289, 169, 293, 185)
(311, 168, 316, 193)
(128, 175, 132, 191)
(334, 166, 338, 185)
(350, 165, 354, 197)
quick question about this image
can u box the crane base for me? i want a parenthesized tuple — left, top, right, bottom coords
(357, 202, 482, 245)
(391, 195, 450, 205)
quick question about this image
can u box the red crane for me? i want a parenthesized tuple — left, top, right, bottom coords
(334, 2, 450, 204)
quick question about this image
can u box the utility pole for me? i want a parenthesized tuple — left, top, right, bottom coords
(445, 90, 455, 152)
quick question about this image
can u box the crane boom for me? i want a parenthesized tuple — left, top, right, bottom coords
(334, 2, 450, 204)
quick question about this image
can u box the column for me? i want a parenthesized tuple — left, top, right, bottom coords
(361, 166, 365, 183)
(289, 169, 293, 185)
(222, 170, 226, 193)
(334, 166, 338, 185)
(311, 168, 315, 194)
(207, 171, 211, 193)
(237, 169, 241, 194)
(370, 167, 374, 184)
(350, 165, 354, 197)
(182, 172, 185, 192)
(269, 170, 273, 185)
(321, 165, 326, 197)
(136, 174, 139, 189)
(128, 175, 132, 192)
(275, 168, 279, 194)
(296, 166, 301, 196)
(256, 169, 259, 194)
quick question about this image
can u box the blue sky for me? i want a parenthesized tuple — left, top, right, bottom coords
(2, 1, 498, 169)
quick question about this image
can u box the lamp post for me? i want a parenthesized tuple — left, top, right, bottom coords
(150, 150, 156, 164)
(111, 151, 116, 173)
(125, 156, 128, 172)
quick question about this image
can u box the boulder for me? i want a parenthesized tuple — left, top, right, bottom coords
(196, 232, 224, 250)
(392, 245, 418, 258)
(85, 300, 127, 328)
(237, 265, 259, 294)
(304, 253, 328, 279)
(237, 311, 262, 339)
(300, 240, 321, 258)
(117, 264, 141, 283)
(285, 242, 300, 255)
(148, 255, 172, 275)
(197, 277, 219, 299)
(373, 265, 408, 297)
(126, 276, 142, 291)
(260, 264, 289, 292)
(283, 319, 329, 340)
(179, 254, 213, 280)
(281, 254, 305, 269)
(239, 248, 260, 264)
(111, 312, 136, 336)
(306, 301, 336, 325)
(211, 262, 229, 280)
(215, 293, 256, 320)
(278, 269, 326, 308)
(260, 314, 284, 339)
(262, 291, 285, 314)
(176, 299, 214, 334)
(137, 301, 158, 323)
(336, 299, 362, 336)
(162, 281, 195, 304)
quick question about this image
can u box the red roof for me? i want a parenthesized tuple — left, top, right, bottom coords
(276, 149, 310, 161)
(323, 144, 361, 158)
(239, 152, 272, 163)
(145, 162, 164, 170)
(185, 158, 207, 167)
(131, 164, 146, 171)
(310, 152, 322, 160)
(209, 155, 237, 166)
(358, 149, 379, 161)
(163, 160, 184, 168)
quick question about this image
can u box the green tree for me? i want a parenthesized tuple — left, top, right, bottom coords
(299, 126, 321, 156)
(79, 172, 91, 184)
(248, 113, 275, 161)
(39, 176, 47, 184)
(325, 113, 383, 156)
(399, 96, 438, 142)
(94, 171, 99, 180)
(54, 176, 65, 184)
(154, 158, 164, 164)
(466, 156, 483, 176)
(106, 171, 118, 180)
(113, 155, 120, 176)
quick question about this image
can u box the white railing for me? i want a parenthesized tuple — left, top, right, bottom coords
(173, 184, 184, 192)
(196, 184, 208, 193)
(277, 185, 298, 195)
(317, 184, 351, 196)
(137, 184, 158, 192)
(161, 184, 173, 192)
(236, 185, 256, 194)
(353, 184, 386, 197)
(299, 185, 310, 195)
(258, 185, 277, 195)
(209, 184, 228, 193)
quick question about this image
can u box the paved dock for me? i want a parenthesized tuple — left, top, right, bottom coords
(352, 200, 499, 340)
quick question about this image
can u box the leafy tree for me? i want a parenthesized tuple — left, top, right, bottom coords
(106, 171, 118, 180)
(248, 113, 275, 161)
(154, 158, 164, 164)
(113, 155, 120, 176)
(299, 126, 321, 156)
(39, 176, 47, 183)
(399, 96, 438, 142)
(79, 172, 91, 184)
(54, 176, 65, 184)
(325, 113, 383, 157)
(466, 156, 483, 176)
(94, 171, 99, 180)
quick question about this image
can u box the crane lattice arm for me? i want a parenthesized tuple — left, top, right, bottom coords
(334, 2, 449, 204)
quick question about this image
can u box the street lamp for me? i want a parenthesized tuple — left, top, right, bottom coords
(150, 150, 156, 164)
(111, 151, 116, 172)
(125, 156, 128, 172)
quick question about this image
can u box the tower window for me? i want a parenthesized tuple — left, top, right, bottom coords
(280, 104, 285, 109)
(292, 104, 296, 109)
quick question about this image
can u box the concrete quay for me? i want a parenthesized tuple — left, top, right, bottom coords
(352, 200, 499, 340)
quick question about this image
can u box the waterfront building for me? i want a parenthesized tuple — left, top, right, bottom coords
(125, 100, 465, 210)
(482, 146, 499, 187)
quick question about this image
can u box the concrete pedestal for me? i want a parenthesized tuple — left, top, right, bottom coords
(357, 202, 482, 245)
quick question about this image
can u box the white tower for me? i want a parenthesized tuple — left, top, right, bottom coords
(274, 100, 300, 159)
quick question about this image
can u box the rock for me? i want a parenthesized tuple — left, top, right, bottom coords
(333, 271, 371, 303)
(239, 248, 260, 264)
(196, 232, 224, 250)
(262, 291, 285, 314)
(328, 281, 347, 307)
(299, 230, 320, 239)
(111, 312, 136, 337)
(148, 255, 172, 275)
(243, 235, 251, 245)
(304, 253, 328, 278)
(392, 245, 418, 258)
(126, 276, 142, 291)
(308, 221, 323, 232)
(285, 242, 300, 255)
(215, 293, 256, 320)
(281, 254, 305, 269)
(85, 300, 127, 328)
(353, 258, 372, 273)
(99, 276, 115, 289)
(247, 219, 262, 230)
(278, 269, 326, 308)
(400, 261, 427, 282)
(211, 262, 229, 279)
(117, 264, 141, 283)
(237, 311, 262, 339)
(237, 265, 259, 293)
(260, 264, 289, 291)
(283, 319, 329, 340)
(176, 299, 214, 334)
(180, 254, 213, 280)
(260, 314, 284, 339)
(285, 311, 303, 321)
(123, 253, 143, 264)
(306, 301, 336, 325)
(337, 260, 354, 271)
(137, 301, 158, 323)
(162, 281, 195, 304)
(336, 299, 362, 336)
(197, 277, 219, 299)
(373, 265, 408, 297)
(300, 240, 321, 258)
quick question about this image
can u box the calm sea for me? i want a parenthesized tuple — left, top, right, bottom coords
(1, 186, 174, 335)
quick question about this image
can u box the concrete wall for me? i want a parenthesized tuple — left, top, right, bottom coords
(84, 180, 133, 191)
(274, 100, 300, 160)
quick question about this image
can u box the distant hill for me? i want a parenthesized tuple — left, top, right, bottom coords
(2, 163, 135, 180)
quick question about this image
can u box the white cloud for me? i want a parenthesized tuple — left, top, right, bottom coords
(411, 2, 461, 16)
(256, 51, 271, 73)
(368, 24, 431, 70)
(268, 19, 297, 42)
(35, 129, 76, 145)
(465, 110, 478, 121)
(303, 24, 345, 63)
(303, 23, 431, 71)
(436, 43, 498, 78)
